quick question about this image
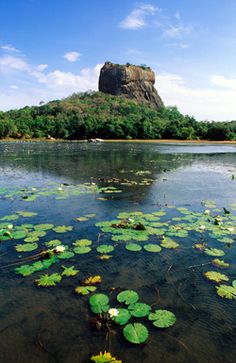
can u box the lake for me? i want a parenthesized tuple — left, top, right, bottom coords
(0, 141, 235, 363)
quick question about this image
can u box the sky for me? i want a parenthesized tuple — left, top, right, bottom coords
(1, 0, 236, 120)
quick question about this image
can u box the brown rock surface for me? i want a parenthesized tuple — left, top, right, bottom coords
(98, 62, 164, 109)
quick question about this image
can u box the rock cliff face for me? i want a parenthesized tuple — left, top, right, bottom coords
(98, 62, 164, 109)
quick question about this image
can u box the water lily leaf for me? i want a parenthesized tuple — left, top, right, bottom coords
(204, 271, 229, 283)
(212, 259, 229, 268)
(0, 229, 13, 240)
(148, 310, 176, 328)
(76, 217, 89, 222)
(36, 273, 62, 287)
(15, 264, 35, 276)
(84, 275, 101, 284)
(98, 254, 112, 260)
(216, 285, 236, 300)
(16, 211, 37, 217)
(45, 239, 62, 247)
(160, 237, 179, 249)
(75, 286, 96, 296)
(113, 308, 131, 325)
(34, 223, 54, 230)
(125, 243, 142, 252)
(90, 351, 122, 363)
(73, 239, 92, 247)
(73, 246, 91, 254)
(61, 265, 79, 277)
(205, 248, 225, 257)
(15, 243, 38, 252)
(232, 280, 236, 288)
(123, 323, 149, 344)
(1, 214, 19, 221)
(53, 225, 73, 233)
(57, 251, 75, 259)
(117, 290, 139, 305)
(24, 236, 39, 243)
(89, 293, 110, 314)
(143, 244, 161, 253)
(128, 303, 151, 317)
(96, 245, 114, 253)
(13, 230, 28, 240)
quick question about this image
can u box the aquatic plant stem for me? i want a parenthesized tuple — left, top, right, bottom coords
(160, 332, 191, 354)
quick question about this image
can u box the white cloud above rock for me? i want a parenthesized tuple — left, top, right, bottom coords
(64, 51, 81, 62)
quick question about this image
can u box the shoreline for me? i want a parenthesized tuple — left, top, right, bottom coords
(0, 137, 236, 144)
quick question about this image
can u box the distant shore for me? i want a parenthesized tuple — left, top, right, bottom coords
(0, 137, 236, 144)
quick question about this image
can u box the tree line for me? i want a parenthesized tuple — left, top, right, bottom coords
(0, 91, 236, 140)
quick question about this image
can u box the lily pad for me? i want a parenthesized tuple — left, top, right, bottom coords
(45, 239, 62, 247)
(75, 286, 97, 296)
(117, 290, 139, 305)
(125, 243, 142, 252)
(89, 293, 110, 314)
(96, 245, 114, 254)
(204, 271, 229, 283)
(160, 237, 179, 249)
(148, 310, 176, 328)
(61, 265, 79, 277)
(36, 273, 62, 287)
(73, 246, 91, 254)
(113, 308, 131, 325)
(216, 285, 236, 300)
(15, 243, 38, 252)
(90, 351, 121, 363)
(143, 244, 161, 253)
(73, 239, 92, 247)
(17, 211, 37, 217)
(57, 251, 75, 259)
(34, 223, 54, 231)
(212, 259, 229, 268)
(84, 275, 101, 284)
(128, 303, 151, 317)
(123, 323, 149, 344)
(205, 248, 225, 257)
(53, 225, 73, 233)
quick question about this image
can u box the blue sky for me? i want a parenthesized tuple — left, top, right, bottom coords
(1, 0, 236, 120)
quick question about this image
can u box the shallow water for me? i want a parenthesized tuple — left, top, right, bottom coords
(0, 141, 235, 363)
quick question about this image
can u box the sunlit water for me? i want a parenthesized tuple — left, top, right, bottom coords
(0, 142, 235, 363)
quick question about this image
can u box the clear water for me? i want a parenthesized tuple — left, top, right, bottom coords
(0, 141, 235, 363)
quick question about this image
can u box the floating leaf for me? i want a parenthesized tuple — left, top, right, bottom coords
(76, 217, 89, 222)
(148, 310, 176, 328)
(45, 239, 62, 247)
(15, 264, 35, 276)
(89, 293, 110, 314)
(16, 211, 37, 217)
(128, 303, 151, 317)
(73, 246, 91, 254)
(57, 251, 75, 259)
(113, 308, 131, 325)
(75, 286, 97, 296)
(90, 351, 122, 363)
(232, 280, 236, 288)
(34, 223, 54, 231)
(117, 290, 139, 305)
(160, 237, 179, 249)
(125, 243, 142, 252)
(204, 271, 229, 283)
(216, 285, 236, 300)
(212, 259, 229, 268)
(15, 243, 38, 252)
(96, 245, 114, 253)
(61, 265, 79, 277)
(36, 273, 62, 287)
(53, 225, 73, 233)
(98, 254, 112, 260)
(143, 244, 161, 253)
(1, 214, 19, 221)
(24, 236, 39, 243)
(84, 275, 101, 285)
(123, 323, 149, 344)
(205, 248, 225, 257)
(73, 239, 92, 247)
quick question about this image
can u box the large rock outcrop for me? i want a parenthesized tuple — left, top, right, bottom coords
(98, 62, 164, 109)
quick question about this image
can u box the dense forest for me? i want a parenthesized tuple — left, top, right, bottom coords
(0, 91, 236, 140)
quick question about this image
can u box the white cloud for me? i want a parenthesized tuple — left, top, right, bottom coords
(36, 64, 48, 71)
(64, 51, 81, 62)
(1, 44, 20, 53)
(0, 55, 30, 73)
(156, 72, 236, 120)
(211, 75, 236, 90)
(10, 85, 19, 89)
(119, 4, 157, 29)
(163, 24, 193, 39)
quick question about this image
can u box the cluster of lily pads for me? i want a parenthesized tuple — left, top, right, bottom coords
(88, 290, 176, 345)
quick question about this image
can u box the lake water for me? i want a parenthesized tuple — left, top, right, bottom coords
(0, 141, 235, 363)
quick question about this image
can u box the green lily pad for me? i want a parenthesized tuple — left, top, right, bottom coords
(36, 273, 62, 287)
(205, 248, 225, 257)
(75, 286, 97, 295)
(15, 264, 35, 276)
(125, 243, 142, 252)
(160, 237, 179, 249)
(128, 303, 151, 317)
(73, 246, 91, 254)
(89, 293, 110, 314)
(143, 244, 161, 253)
(96, 245, 114, 253)
(148, 310, 176, 328)
(117, 290, 139, 305)
(123, 323, 149, 344)
(61, 265, 79, 277)
(1, 214, 19, 221)
(57, 251, 75, 259)
(16, 211, 37, 217)
(204, 271, 229, 283)
(45, 239, 62, 247)
(53, 225, 73, 233)
(216, 285, 236, 300)
(15, 243, 38, 252)
(73, 239, 92, 247)
(24, 236, 39, 243)
(212, 259, 229, 268)
(232, 280, 236, 288)
(113, 308, 131, 325)
(34, 223, 54, 230)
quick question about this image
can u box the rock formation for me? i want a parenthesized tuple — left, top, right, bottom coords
(98, 62, 164, 109)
